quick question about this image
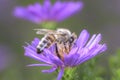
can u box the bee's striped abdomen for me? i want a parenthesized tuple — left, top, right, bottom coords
(37, 39, 47, 53)
(37, 34, 55, 54)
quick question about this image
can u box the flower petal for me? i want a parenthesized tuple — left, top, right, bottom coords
(85, 34, 101, 50)
(31, 38, 40, 47)
(13, 5, 42, 23)
(56, 1, 83, 21)
(27, 64, 51, 67)
(44, 49, 63, 66)
(42, 0, 51, 20)
(76, 44, 107, 65)
(64, 47, 78, 66)
(42, 66, 57, 73)
(57, 67, 64, 80)
(24, 47, 52, 64)
(14, 1, 83, 23)
(76, 29, 90, 48)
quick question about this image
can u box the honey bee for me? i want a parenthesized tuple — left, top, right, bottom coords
(35, 28, 77, 55)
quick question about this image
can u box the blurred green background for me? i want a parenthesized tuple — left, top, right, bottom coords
(0, 0, 120, 80)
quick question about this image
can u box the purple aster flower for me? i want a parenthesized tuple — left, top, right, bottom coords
(13, 0, 83, 24)
(24, 29, 107, 80)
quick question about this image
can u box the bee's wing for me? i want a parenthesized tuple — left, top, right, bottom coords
(34, 29, 56, 35)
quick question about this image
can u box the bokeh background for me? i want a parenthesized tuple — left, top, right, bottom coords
(0, 0, 120, 80)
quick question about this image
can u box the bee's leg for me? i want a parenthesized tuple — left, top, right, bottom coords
(64, 42, 70, 54)
(55, 43, 61, 58)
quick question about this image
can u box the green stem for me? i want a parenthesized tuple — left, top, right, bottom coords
(40, 21, 57, 29)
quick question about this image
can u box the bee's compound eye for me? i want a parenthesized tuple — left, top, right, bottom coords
(69, 37, 74, 43)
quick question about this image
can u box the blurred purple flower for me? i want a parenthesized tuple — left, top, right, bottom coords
(0, 45, 14, 71)
(13, 0, 83, 24)
(24, 29, 107, 80)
